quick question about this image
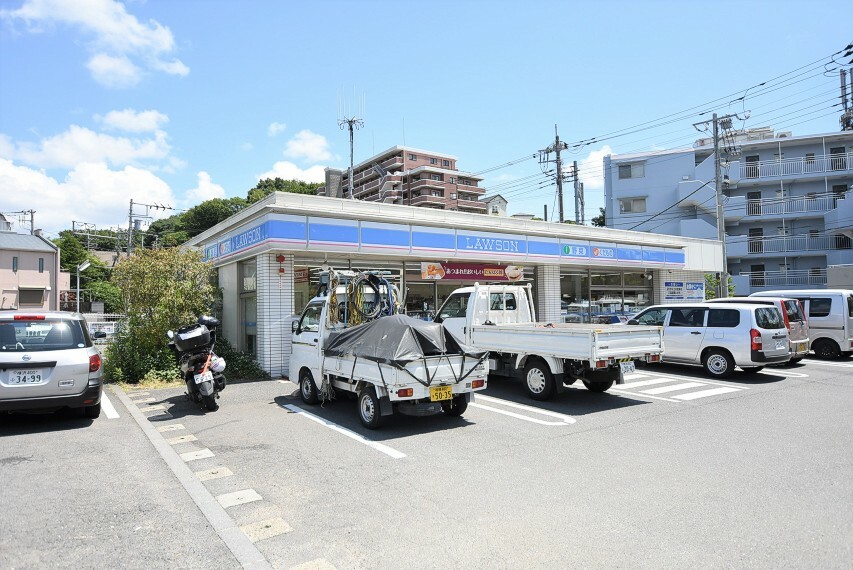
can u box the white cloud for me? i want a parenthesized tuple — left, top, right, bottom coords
(86, 52, 141, 88)
(6, 124, 170, 169)
(267, 122, 287, 137)
(283, 130, 332, 162)
(256, 161, 326, 184)
(578, 145, 614, 191)
(184, 171, 225, 205)
(96, 108, 169, 132)
(0, 158, 175, 236)
(2, 0, 189, 88)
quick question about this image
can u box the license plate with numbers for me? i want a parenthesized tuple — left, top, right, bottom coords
(11, 369, 44, 384)
(429, 385, 453, 401)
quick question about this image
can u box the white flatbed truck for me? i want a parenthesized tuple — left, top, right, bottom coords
(290, 283, 487, 429)
(435, 284, 664, 400)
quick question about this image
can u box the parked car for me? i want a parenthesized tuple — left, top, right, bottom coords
(0, 311, 105, 417)
(750, 289, 853, 359)
(627, 303, 790, 378)
(706, 296, 809, 363)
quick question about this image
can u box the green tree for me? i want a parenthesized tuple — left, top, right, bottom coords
(591, 207, 606, 227)
(146, 215, 188, 247)
(247, 177, 322, 203)
(86, 281, 123, 313)
(704, 273, 735, 299)
(182, 197, 247, 238)
(106, 248, 216, 382)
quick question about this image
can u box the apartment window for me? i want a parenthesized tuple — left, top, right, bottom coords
(491, 206, 499, 214)
(430, 174, 442, 181)
(430, 158, 437, 165)
(408, 153, 417, 161)
(618, 162, 645, 179)
(442, 160, 450, 167)
(450, 193, 457, 199)
(829, 147, 846, 170)
(12, 257, 17, 272)
(805, 153, 815, 163)
(449, 177, 456, 184)
(38, 258, 44, 273)
(745, 155, 760, 178)
(431, 190, 443, 197)
(619, 197, 646, 214)
(413, 175, 421, 181)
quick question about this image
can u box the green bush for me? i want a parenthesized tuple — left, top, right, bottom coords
(213, 337, 269, 380)
(103, 326, 180, 383)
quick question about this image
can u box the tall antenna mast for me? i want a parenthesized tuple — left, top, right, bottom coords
(338, 91, 364, 199)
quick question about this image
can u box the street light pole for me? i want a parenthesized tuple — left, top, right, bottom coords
(76, 261, 90, 313)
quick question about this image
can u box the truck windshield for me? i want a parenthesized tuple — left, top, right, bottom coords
(298, 303, 323, 332)
(436, 293, 469, 321)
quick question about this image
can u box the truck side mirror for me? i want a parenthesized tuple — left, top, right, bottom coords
(292, 320, 299, 333)
(627, 319, 639, 325)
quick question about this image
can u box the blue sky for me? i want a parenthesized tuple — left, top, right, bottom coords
(1, 0, 850, 236)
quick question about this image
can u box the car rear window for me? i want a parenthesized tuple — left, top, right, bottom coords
(809, 298, 832, 318)
(708, 309, 740, 328)
(0, 319, 91, 352)
(783, 300, 805, 322)
(755, 307, 784, 329)
(848, 295, 853, 318)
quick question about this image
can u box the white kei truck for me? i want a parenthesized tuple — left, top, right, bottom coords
(434, 284, 665, 400)
(290, 273, 488, 429)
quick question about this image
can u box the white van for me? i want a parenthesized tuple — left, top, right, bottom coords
(750, 289, 853, 359)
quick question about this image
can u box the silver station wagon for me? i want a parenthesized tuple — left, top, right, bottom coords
(0, 311, 105, 417)
(628, 303, 790, 378)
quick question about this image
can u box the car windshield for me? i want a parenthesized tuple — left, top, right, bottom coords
(0, 319, 91, 352)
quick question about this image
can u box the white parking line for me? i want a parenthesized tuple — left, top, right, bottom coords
(673, 387, 743, 400)
(101, 392, 120, 419)
(280, 404, 406, 459)
(641, 382, 706, 395)
(805, 361, 853, 368)
(472, 395, 576, 425)
(618, 378, 676, 389)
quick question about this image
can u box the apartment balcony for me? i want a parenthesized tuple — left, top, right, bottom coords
(740, 192, 843, 219)
(454, 199, 487, 212)
(410, 179, 446, 191)
(737, 269, 827, 291)
(729, 150, 852, 184)
(409, 195, 448, 207)
(727, 233, 853, 259)
(824, 192, 853, 236)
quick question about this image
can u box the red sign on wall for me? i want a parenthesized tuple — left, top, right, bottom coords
(421, 262, 524, 281)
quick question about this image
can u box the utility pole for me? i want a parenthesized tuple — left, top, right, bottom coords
(539, 125, 568, 222)
(693, 112, 747, 298)
(841, 69, 853, 131)
(127, 199, 134, 255)
(712, 113, 728, 298)
(573, 161, 584, 225)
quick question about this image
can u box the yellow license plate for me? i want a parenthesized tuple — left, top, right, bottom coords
(430, 385, 453, 401)
(798, 342, 807, 352)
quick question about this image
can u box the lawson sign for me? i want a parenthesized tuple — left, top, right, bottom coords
(201, 214, 686, 268)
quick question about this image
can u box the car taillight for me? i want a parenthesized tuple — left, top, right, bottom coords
(472, 379, 485, 389)
(89, 353, 102, 373)
(750, 329, 762, 352)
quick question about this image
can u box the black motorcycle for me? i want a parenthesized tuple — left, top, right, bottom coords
(167, 316, 227, 411)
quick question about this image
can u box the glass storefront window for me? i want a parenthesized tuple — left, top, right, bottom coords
(591, 271, 621, 287)
(242, 296, 257, 354)
(240, 260, 257, 292)
(561, 272, 590, 323)
(563, 270, 652, 324)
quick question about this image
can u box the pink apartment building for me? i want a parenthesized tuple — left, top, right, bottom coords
(318, 146, 487, 214)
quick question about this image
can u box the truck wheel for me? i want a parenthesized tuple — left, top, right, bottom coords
(441, 395, 468, 417)
(582, 379, 614, 393)
(524, 359, 555, 401)
(358, 387, 384, 429)
(702, 349, 734, 378)
(813, 338, 840, 360)
(299, 369, 319, 405)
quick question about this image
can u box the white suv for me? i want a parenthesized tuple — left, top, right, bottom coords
(628, 303, 790, 378)
(0, 311, 105, 417)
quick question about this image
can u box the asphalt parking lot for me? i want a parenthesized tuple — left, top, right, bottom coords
(2, 357, 852, 569)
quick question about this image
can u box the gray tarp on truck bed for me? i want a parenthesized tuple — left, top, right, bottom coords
(324, 314, 485, 368)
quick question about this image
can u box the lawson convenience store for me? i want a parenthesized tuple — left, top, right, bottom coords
(187, 193, 722, 377)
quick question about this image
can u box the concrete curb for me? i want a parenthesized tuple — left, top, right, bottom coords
(111, 385, 273, 570)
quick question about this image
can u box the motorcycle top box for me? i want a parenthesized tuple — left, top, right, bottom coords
(174, 324, 211, 352)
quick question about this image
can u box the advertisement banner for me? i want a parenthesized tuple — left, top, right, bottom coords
(421, 262, 524, 281)
(294, 268, 310, 284)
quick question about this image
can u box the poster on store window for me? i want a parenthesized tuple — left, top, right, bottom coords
(664, 281, 705, 301)
(421, 262, 524, 281)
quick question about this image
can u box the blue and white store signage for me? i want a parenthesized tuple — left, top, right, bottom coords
(202, 213, 686, 268)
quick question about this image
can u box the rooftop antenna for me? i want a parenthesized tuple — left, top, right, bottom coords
(338, 89, 364, 199)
